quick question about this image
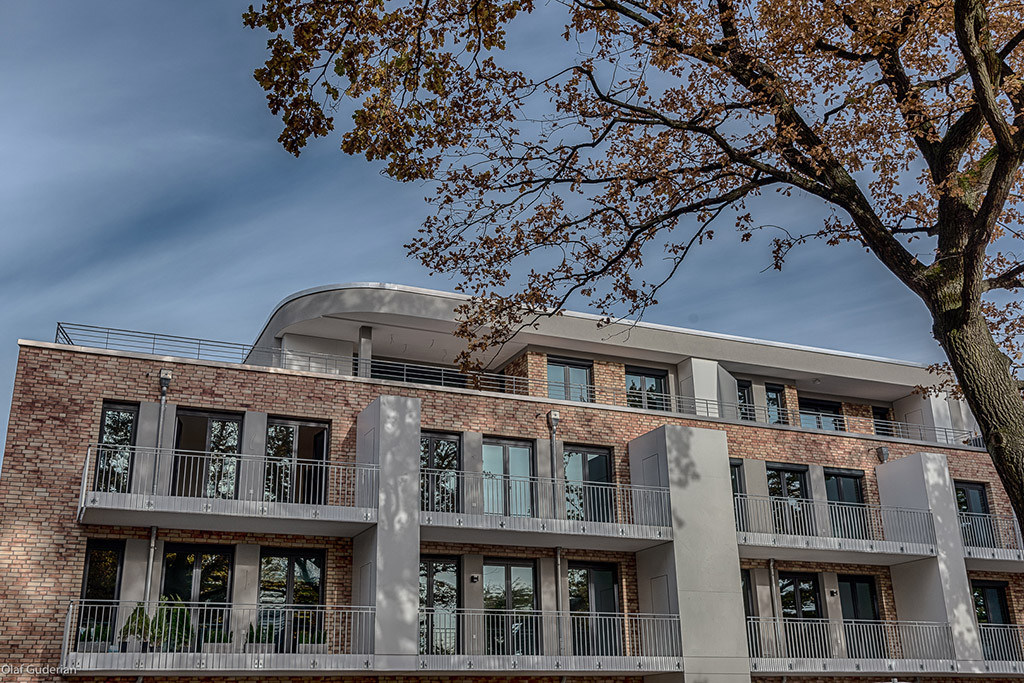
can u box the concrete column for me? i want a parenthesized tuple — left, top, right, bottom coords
(676, 358, 721, 417)
(357, 326, 373, 378)
(717, 365, 739, 420)
(461, 555, 485, 655)
(821, 572, 847, 657)
(808, 465, 832, 536)
(876, 452, 982, 662)
(740, 459, 769, 533)
(752, 568, 773, 618)
(238, 411, 267, 501)
(462, 432, 483, 516)
(629, 424, 750, 683)
(134, 401, 176, 496)
(355, 395, 422, 669)
(535, 436, 559, 519)
(230, 544, 261, 643)
(538, 557, 560, 656)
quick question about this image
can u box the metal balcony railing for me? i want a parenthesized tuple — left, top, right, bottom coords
(79, 444, 379, 516)
(979, 624, 1024, 661)
(746, 617, 955, 662)
(420, 468, 671, 528)
(959, 511, 1024, 551)
(62, 599, 374, 671)
(54, 323, 980, 446)
(418, 608, 682, 658)
(733, 493, 936, 546)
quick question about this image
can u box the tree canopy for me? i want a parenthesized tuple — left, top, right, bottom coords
(244, 0, 1024, 518)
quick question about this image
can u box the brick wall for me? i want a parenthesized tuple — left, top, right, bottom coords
(593, 360, 626, 406)
(840, 402, 875, 435)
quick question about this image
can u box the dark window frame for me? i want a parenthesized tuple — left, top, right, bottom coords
(624, 366, 670, 411)
(81, 538, 125, 601)
(765, 384, 787, 424)
(778, 571, 823, 619)
(160, 542, 235, 604)
(258, 546, 327, 606)
(836, 574, 880, 620)
(482, 557, 539, 610)
(730, 458, 745, 495)
(566, 561, 621, 614)
(766, 462, 810, 499)
(420, 555, 462, 610)
(547, 356, 595, 402)
(955, 480, 991, 514)
(96, 402, 140, 494)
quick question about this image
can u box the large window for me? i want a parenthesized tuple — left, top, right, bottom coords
(257, 548, 325, 652)
(161, 544, 234, 650)
(956, 480, 996, 548)
(872, 406, 895, 437)
(798, 398, 845, 431)
(419, 556, 460, 655)
(568, 562, 621, 656)
(973, 580, 1017, 660)
(767, 463, 814, 535)
(482, 438, 534, 517)
(77, 540, 124, 649)
(825, 468, 868, 539)
(625, 367, 668, 411)
(173, 410, 243, 499)
(96, 402, 138, 493)
(765, 384, 786, 424)
(547, 357, 593, 402)
(483, 560, 538, 655)
(563, 445, 613, 522)
(420, 432, 461, 513)
(736, 380, 756, 421)
(778, 572, 829, 657)
(264, 418, 329, 505)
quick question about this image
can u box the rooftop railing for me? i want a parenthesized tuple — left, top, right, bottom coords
(959, 511, 1024, 551)
(420, 467, 671, 528)
(55, 323, 980, 446)
(734, 493, 936, 547)
(79, 444, 379, 518)
(747, 617, 955, 664)
(62, 599, 374, 672)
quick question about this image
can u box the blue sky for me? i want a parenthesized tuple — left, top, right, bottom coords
(0, 1, 945, 449)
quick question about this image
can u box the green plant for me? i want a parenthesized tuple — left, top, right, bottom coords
(119, 602, 151, 643)
(247, 622, 275, 644)
(79, 622, 112, 642)
(202, 626, 232, 644)
(297, 627, 325, 645)
(151, 597, 194, 652)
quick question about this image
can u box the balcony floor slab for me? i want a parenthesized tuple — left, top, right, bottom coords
(737, 532, 935, 565)
(750, 657, 958, 675)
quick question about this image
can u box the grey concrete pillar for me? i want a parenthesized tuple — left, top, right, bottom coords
(821, 572, 847, 657)
(356, 395, 422, 670)
(752, 567, 773, 618)
(462, 555, 485, 655)
(676, 358, 721, 417)
(538, 557, 560, 656)
(741, 459, 768, 496)
(876, 452, 982, 662)
(462, 431, 483, 515)
(357, 326, 373, 378)
(134, 401, 176, 496)
(535, 436, 557, 519)
(808, 465, 832, 537)
(629, 425, 750, 683)
(231, 544, 261, 644)
(238, 411, 267, 501)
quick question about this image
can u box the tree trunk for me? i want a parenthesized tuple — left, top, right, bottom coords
(931, 301, 1024, 524)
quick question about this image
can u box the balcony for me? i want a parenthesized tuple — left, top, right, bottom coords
(61, 600, 374, 674)
(54, 323, 980, 448)
(419, 468, 671, 550)
(417, 608, 682, 673)
(960, 512, 1024, 568)
(978, 624, 1024, 673)
(77, 445, 378, 535)
(746, 617, 956, 674)
(733, 494, 936, 563)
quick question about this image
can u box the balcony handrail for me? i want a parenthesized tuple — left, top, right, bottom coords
(979, 623, 1024, 661)
(420, 467, 672, 527)
(82, 444, 379, 510)
(63, 598, 375, 666)
(55, 322, 980, 446)
(958, 510, 1024, 551)
(733, 493, 936, 545)
(746, 616, 955, 661)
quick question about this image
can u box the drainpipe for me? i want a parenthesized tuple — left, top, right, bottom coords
(142, 369, 172, 607)
(547, 410, 564, 656)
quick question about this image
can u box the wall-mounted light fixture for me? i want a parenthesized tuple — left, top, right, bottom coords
(876, 446, 890, 463)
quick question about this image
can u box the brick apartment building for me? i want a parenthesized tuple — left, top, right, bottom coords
(0, 282, 1019, 682)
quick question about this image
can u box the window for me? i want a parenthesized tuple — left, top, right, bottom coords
(482, 438, 534, 517)
(825, 468, 868, 539)
(767, 463, 809, 500)
(778, 572, 829, 657)
(419, 557, 460, 655)
(265, 418, 329, 505)
(161, 544, 234, 650)
(547, 357, 593, 402)
(736, 380, 756, 421)
(563, 445, 613, 522)
(872, 406, 895, 437)
(798, 398, 845, 431)
(730, 458, 745, 495)
(420, 432, 461, 513)
(96, 402, 138, 493)
(838, 575, 884, 658)
(173, 410, 243, 499)
(956, 480, 996, 548)
(767, 463, 814, 535)
(257, 548, 325, 651)
(765, 384, 786, 424)
(973, 580, 1017, 660)
(483, 560, 539, 655)
(740, 569, 754, 617)
(825, 468, 864, 503)
(77, 540, 124, 649)
(568, 562, 621, 656)
(625, 367, 668, 411)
